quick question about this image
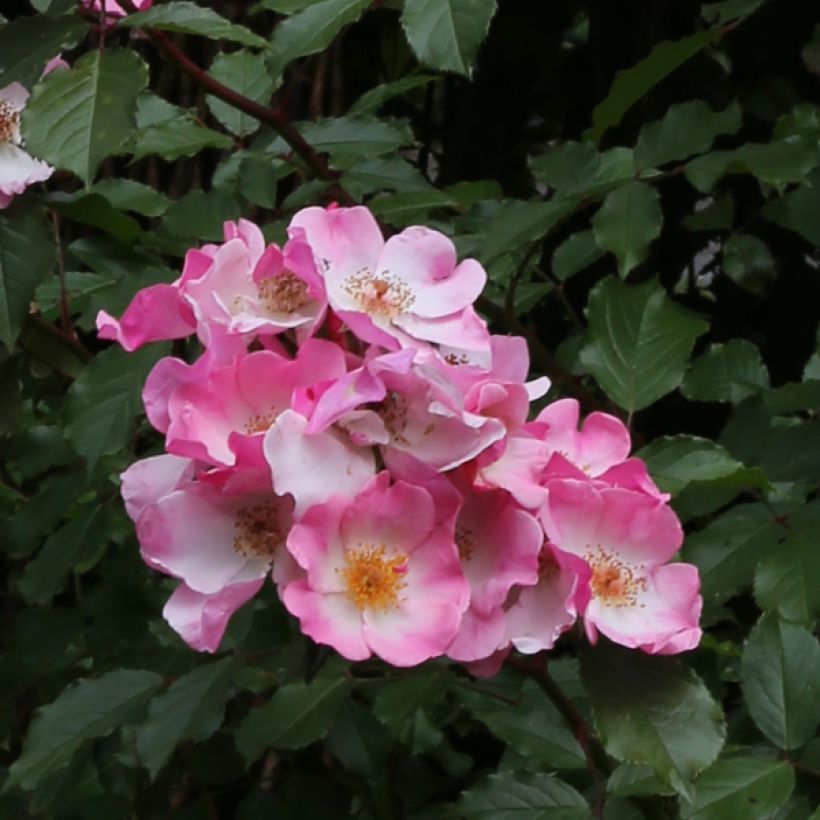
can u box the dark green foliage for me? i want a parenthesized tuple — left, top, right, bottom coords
(1, 1, 819, 818)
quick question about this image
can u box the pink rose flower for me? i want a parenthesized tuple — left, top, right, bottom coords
(541, 479, 702, 654)
(289, 206, 490, 353)
(281, 474, 470, 666)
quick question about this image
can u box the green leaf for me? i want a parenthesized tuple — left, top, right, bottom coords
(401, 0, 498, 77)
(298, 116, 414, 158)
(740, 613, 820, 749)
(236, 675, 351, 761)
(18, 505, 110, 605)
(349, 75, 434, 116)
(686, 138, 820, 191)
(682, 340, 769, 403)
(65, 345, 164, 469)
(136, 658, 236, 778)
(482, 198, 579, 264)
(269, 0, 371, 72)
(6, 669, 162, 791)
(587, 29, 723, 144)
(456, 771, 592, 819)
(160, 190, 242, 243)
(634, 101, 742, 171)
(754, 502, 820, 625)
(207, 50, 275, 137)
(368, 189, 456, 223)
(120, 2, 268, 48)
(682, 757, 794, 820)
(22, 49, 148, 186)
(462, 681, 586, 770)
(581, 643, 725, 794)
(638, 436, 765, 494)
(529, 142, 601, 194)
(48, 193, 142, 244)
(591, 181, 662, 277)
(0, 201, 55, 350)
(0, 14, 87, 88)
(759, 421, 820, 483)
(341, 157, 434, 199)
(131, 119, 233, 161)
(579, 278, 708, 413)
(373, 668, 449, 741)
(681, 503, 776, 613)
(763, 169, 820, 247)
(763, 380, 820, 414)
(551, 230, 606, 281)
(91, 179, 171, 217)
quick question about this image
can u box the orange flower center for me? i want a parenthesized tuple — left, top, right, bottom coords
(455, 526, 474, 562)
(342, 269, 416, 318)
(256, 271, 310, 314)
(0, 100, 19, 143)
(340, 544, 408, 612)
(586, 545, 646, 608)
(233, 503, 283, 559)
(243, 408, 279, 434)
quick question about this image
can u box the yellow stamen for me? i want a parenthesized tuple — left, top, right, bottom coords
(339, 544, 407, 612)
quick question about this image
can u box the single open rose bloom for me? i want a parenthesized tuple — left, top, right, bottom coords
(0, 83, 53, 209)
(289, 206, 490, 353)
(541, 479, 702, 654)
(281, 474, 470, 666)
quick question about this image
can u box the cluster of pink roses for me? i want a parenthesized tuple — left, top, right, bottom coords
(101, 206, 702, 668)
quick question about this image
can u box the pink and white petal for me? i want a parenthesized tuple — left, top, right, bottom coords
(457, 491, 541, 612)
(0, 191, 13, 209)
(576, 412, 632, 475)
(224, 218, 266, 266)
(478, 435, 550, 509)
(120, 454, 195, 522)
(447, 606, 508, 663)
(306, 365, 386, 434)
(0, 143, 51, 195)
(393, 306, 490, 352)
(0, 82, 28, 111)
(506, 554, 584, 655)
(586, 562, 701, 653)
(264, 409, 376, 515)
(540, 479, 606, 559)
(96, 284, 195, 351)
(163, 578, 263, 653)
(281, 581, 371, 662)
(42, 56, 69, 76)
(597, 458, 669, 502)
(341, 480, 435, 557)
(289, 206, 384, 303)
(535, 398, 581, 462)
(592, 487, 683, 566)
(285, 500, 348, 594)
(377, 228, 484, 317)
(137, 488, 260, 594)
(337, 309, 401, 349)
